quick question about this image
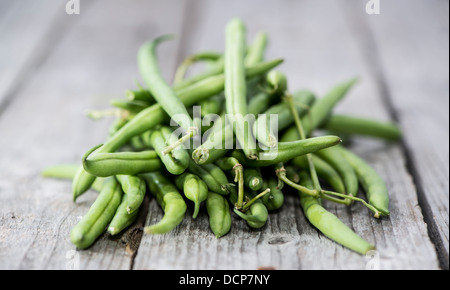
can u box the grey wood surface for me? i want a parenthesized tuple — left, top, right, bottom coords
(0, 0, 448, 270)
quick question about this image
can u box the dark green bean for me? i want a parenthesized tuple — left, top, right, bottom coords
(243, 167, 263, 191)
(336, 146, 390, 216)
(231, 135, 342, 167)
(82, 145, 162, 177)
(70, 177, 122, 249)
(141, 172, 187, 234)
(206, 192, 232, 238)
(261, 177, 284, 211)
(321, 114, 402, 141)
(298, 172, 375, 255)
(175, 172, 208, 219)
(224, 18, 258, 160)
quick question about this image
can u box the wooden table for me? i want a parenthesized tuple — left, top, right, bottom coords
(0, 0, 448, 270)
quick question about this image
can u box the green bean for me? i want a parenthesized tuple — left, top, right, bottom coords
(245, 31, 268, 66)
(173, 58, 224, 91)
(149, 127, 189, 175)
(107, 194, 140, 236)
(315, 146, 358, 197)
(70, 177, 122, 249)
(224, 18, 258, 160)
(292, 154, 347, 195)
(243, 167, 263, 191)
(253, 90, 315, 148)
(248, 92, 275, 116)
(280, 78, 358, 141)
(187, 159, 229, 195)
(108, 118, 128, 137)
(202, 163, 232, 192)
(321, 114, 402, 141)
(231, 135, 342, 167)
(110, 99, 151, 114)
(206, 192, 232, 238)
(130, 135, 147, 151)
(298, 172, 375, 255)
(125, 88, 154, 103)
(174, 173, 208, 219)
(215, 156, 245, 207)
(73, 59, 283, 198)
(141, 172, 187, 234)
(115, 175, 146, 214)
(82, 145, 162, 177)
(138, 35, 198, 151)
(336, 146, 390, 216)
(173, 51, 223, 85)
(261, 177, 284, 211)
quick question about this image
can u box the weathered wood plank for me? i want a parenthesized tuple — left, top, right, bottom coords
(0, 0, 64, 111)
(361, 0, 449, 269)
(0, 0, 187, 270)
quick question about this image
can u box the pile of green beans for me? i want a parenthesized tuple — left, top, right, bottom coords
(42, 18, 402, 254)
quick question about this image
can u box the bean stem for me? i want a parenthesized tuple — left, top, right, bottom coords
(242, 188, 271, 211)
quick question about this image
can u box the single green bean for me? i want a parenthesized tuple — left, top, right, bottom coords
(174, 173, 208, 219)
(321, 114, 402, 141)
(245, 31, 268, 67)
(298, 172, 375, 255)
(149, 127, 189, 175)
(110, 99, 151, 114)
(82, 145, 162, 177)
(125, 88, 155, 103)
(243, 167, 263, 191)
(336, 146, 390, 216)
(315, 146, 359, 197)
(206, 192, 232, 238)
(233, 197, 268, 229)
(107, 194, 140, 236)
(115, 174, 146, 214)
(265, 70, 287, 97)
(73, 58, 283, 198)
(231, 135, 342, 167)
(224, 18, 258, 160)
(138, 35, 197, 145)
(141, 172, 187, 234)
(70, 177, 122, 249)
(42, 164, 104, 192)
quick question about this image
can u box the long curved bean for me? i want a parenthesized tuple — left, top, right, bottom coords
(107, 194, 140, 236)
(225, 18, 258, 160)
(70, 177, 122, 249)
(141, 172, 187, 234)
(187, 159, 229, 195)
(231, 135, 342, 167)
(138, 35, 198, 152)
(175, 173, 208, 219)
(243, 167, 263, 191)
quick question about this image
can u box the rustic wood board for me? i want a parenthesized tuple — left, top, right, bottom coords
(0, 0, 447, 270)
